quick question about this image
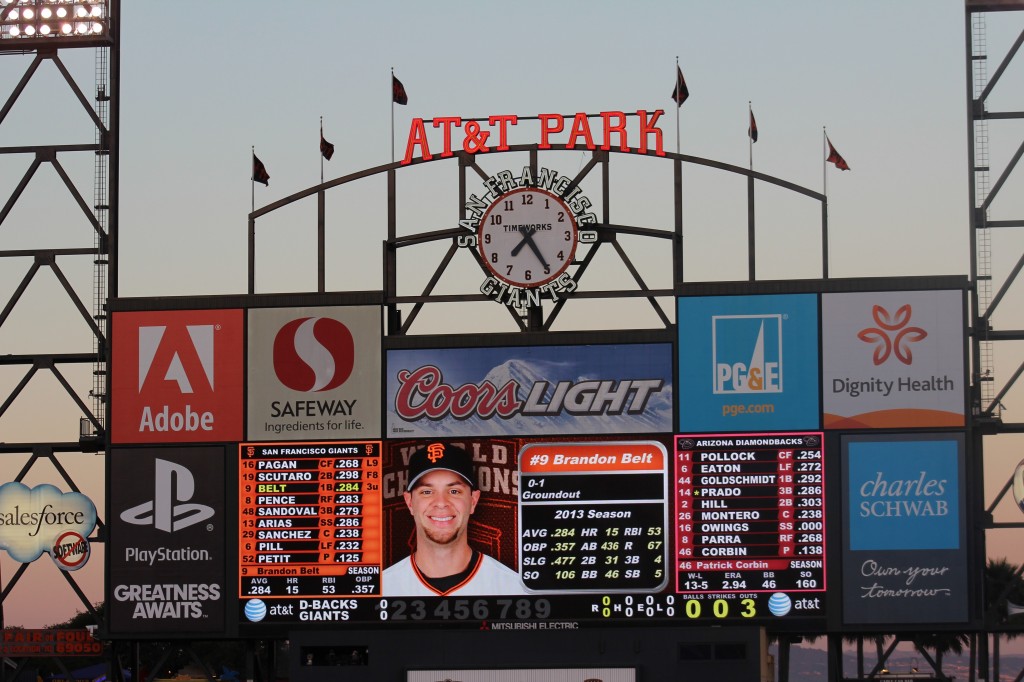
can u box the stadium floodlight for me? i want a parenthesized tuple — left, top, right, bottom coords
(0, 0, 111, 50)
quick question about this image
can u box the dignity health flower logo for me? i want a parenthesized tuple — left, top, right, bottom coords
(857, 304, 927, 365)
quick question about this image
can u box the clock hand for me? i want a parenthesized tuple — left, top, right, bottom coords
(523, 234, 550, 269)
(511, 228, 550, 269)
(510, 228, 535, 257)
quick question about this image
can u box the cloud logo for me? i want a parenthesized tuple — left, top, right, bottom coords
(273, 317, 354, 392)
(244, 599, 267, 622)
(0, 482, 97, 564)
(857, 304, 927, 366)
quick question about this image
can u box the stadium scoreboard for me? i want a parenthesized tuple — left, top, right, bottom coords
(237, 435, 826, 628)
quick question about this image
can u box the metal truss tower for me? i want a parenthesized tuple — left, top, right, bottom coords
(966, 1, 1024, 672)
(0, 0, 117, 625)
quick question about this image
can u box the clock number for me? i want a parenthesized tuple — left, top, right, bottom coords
(491, 253, 499, 264)
(564, 231, 571, 241)
(483, 234, 491, 244)
(544, 198, 550, 209)
(557, 250, 564, 261)
(521, 194, 533, 205)
(503, 199, 513, 211)
(525, 270, 532, 281)
(543, 266, 550, 275)
(490, 214, 502, 226)
(506, 265, 514, 276)
(557, 211, 565, 223)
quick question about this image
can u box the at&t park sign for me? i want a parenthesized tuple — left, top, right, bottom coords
(401, 110, 667, 164)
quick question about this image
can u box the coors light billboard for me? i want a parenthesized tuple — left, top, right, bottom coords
(386, 343, 673, 437)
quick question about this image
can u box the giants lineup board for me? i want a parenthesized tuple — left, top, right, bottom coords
(237, 435, 826, 628)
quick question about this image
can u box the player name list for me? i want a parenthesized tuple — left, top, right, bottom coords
(674, 433, 826, 595)
(239, 441, 382, 600)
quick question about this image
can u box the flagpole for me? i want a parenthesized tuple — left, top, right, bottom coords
(675, 56, 680, 155)
(251, 145, 255, 213)
(390, 67, 395, 163)
(748, 101, 753, 171)
(320, 116, 324, 184)
(822, 127, 829, 279)
(747, 102, 755, 281)
(822, 127, 828, 198)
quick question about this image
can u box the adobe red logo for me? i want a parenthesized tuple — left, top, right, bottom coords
(112, 309, 243, 443)
(273, 317, 354, 392)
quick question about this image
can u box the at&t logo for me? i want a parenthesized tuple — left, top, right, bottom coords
(273, 317, 354, 392)
(121, 458, 214, 533)
(712, 314, 783, 395)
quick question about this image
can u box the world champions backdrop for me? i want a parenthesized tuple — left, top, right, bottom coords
(383, 439, 521, 572)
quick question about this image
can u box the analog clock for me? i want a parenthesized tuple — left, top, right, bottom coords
(477, 187, 578, 288)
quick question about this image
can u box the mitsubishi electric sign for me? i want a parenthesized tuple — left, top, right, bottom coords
(109, 448, 226, 634)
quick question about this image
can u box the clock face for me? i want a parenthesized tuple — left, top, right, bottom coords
(477, 187, 578, 288)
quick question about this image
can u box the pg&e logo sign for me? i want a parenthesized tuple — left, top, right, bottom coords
(112, 310, 243, 443)
(712, 314, 783, 395)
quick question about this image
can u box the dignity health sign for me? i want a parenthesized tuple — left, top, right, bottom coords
(821, 290, 965, 429)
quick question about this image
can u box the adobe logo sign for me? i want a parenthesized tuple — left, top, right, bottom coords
(112, 310, 244, 443)
(247, 306, 381, 439)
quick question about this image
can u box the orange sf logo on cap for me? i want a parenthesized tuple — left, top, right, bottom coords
(426, 443, 445, 463)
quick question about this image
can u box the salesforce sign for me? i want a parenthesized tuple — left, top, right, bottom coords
(0, 482, 97, 571)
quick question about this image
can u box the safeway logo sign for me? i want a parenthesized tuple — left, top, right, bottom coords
(121, 458, 214, 532)
(112, 309, 243, 443)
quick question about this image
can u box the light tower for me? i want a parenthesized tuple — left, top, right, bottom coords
(0, 0, 117, 625)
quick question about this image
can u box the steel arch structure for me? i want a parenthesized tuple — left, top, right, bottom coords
(248, 144, 828, 334)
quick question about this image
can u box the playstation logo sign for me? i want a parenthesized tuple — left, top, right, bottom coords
(121, 458, 215, 532)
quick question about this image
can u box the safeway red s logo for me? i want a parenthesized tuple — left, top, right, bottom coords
(112, 309, 243, 443)
(272, 317, 354, 392)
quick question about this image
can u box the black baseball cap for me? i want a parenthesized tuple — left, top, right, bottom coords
(406, 442, 477, 491)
